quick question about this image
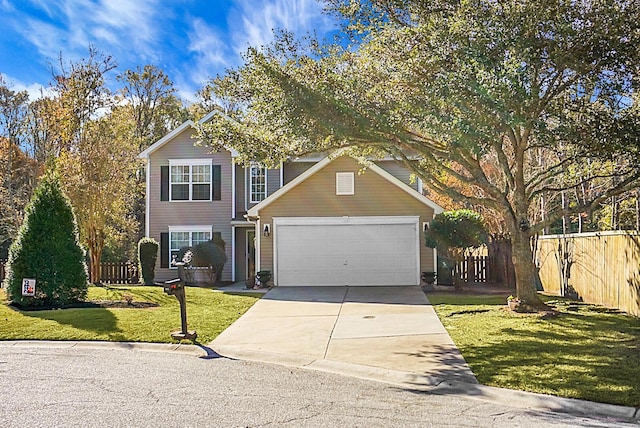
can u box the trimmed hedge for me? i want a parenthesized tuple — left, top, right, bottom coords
(138, 237, 158, 285)
(191, 239, 227, 285)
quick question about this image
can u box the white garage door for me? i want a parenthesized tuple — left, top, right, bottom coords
(274, 217, 419, 286)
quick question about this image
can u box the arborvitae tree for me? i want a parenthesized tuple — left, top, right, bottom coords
(138, 237, 158, 285)
(3, 172, 88, 307)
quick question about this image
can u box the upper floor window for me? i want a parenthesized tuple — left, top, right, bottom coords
(250, 164, 266, 203)
(169, 159, 211, 201)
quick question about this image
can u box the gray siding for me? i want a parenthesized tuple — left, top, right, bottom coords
(234, 164, 246, 217)
(147, 127, 233, 282)
(245, 167, 281, 211)
(375, 160, 420, 192)
(283, 162, 314, 184)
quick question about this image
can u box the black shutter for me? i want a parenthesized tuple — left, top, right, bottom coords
(160, 166, 169, 201)
(160, 233, 169, 268)
(213, 165, 221, 201)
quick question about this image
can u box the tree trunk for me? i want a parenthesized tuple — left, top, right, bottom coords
(511, 231, 544, 307)
(87, 225, 105, 284)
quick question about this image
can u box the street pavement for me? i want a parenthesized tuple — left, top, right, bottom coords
(1, 342, 638, 427)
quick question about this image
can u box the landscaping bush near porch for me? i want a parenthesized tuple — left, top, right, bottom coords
(0, 286, 259, 344)
(428, 293, 640, 407)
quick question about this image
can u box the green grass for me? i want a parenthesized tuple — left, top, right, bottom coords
(0, 286, 259, 344)
(428, 293, 640, 407)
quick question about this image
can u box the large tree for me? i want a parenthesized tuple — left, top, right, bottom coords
(48, 48, 138, 282)
(116, 64, 187, 151)
(116, 65, 187, 248)
(0, 76, 37, 257)
(197, 0, 640, 306)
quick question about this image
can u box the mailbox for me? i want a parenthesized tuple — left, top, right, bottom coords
(163, 279, 183, 296)
(163, 260, 196, 341)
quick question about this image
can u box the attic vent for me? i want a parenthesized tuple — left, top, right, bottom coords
(336, 172, 354, 195)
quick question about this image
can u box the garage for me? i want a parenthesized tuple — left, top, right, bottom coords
(273, 216, 420, 286)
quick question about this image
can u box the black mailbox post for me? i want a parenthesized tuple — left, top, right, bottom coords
(164, 262, 197, 341)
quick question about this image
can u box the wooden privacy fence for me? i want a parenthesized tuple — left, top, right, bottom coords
(456, 256, 491, 283)
(449, 240, 515, 286)
(99, 262, 139, 284)
(536, 231, 640, 317)
(0, 261, 139, 285)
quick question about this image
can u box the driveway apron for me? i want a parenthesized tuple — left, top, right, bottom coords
(210, 286, 477, 386)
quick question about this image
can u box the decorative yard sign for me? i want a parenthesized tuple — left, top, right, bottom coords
(22, 278, 36, 296)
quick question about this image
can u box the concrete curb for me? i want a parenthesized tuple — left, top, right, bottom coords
(211, 344, 640, 422)
(430, 380, 640, 421)
(0, 340, 208, 357)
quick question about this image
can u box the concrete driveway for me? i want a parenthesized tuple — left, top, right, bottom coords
(211, 286, 477, 387)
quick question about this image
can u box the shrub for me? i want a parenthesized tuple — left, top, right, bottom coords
(138, 237, 158, 285)
(191, 239, 227, 285)
(424, 209, 488, 289)
(4, 172, 88, 307)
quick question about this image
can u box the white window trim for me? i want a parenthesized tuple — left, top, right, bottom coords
(168, 225, 213, 268)
(336, 172, 355, 195)
(249, 163, 267, 203)
(168, 159, 213, 202)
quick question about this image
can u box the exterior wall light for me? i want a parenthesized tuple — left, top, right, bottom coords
(263, 224, 271, 237)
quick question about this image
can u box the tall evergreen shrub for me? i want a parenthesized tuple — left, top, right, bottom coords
(138, 237, 158, 285)
(3, 173, 88, 307)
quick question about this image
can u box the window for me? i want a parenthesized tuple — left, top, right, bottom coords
(250, 164, 267, 202)
(336, 172, 354, 195)
(169, 160, 211, 201)
(169, 226, 212, 266)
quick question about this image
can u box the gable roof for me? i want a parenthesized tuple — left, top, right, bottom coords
(138, 110, 237, 159)
(247, 154, 444, 217)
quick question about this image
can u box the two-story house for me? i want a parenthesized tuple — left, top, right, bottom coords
(139, 112, 443, 287)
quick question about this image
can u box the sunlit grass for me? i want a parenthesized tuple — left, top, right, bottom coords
(0, 286, 259, 344)
(428, 293, 640, 407)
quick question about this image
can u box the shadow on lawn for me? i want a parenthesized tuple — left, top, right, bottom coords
(22, 307, 122, 335)
(404, 310, 640, 407)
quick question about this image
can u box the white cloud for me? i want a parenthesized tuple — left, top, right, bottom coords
(14, 0, 162, 65)
(186, 18, 230, 85)
(232, 0, 334, 53)
(1, 0, 15, 12)
(21, 18, 69, 62)
(1, 74, 53, 101)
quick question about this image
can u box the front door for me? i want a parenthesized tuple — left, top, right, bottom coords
(246, 229, 255, 279)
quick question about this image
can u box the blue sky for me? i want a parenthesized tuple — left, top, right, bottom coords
(0, 0, 336, 102)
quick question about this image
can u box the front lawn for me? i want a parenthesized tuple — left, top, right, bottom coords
(0, 286, 259, 344)
(428, 293, 640, 407)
